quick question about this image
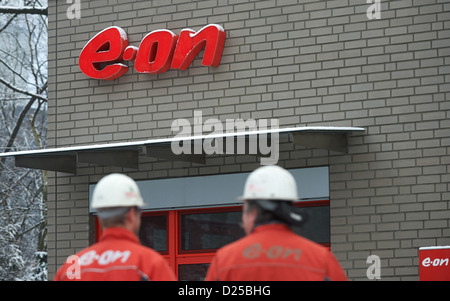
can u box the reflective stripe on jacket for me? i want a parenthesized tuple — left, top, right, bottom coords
(205, 223, 348, 281)
(54, 227, 176, 281)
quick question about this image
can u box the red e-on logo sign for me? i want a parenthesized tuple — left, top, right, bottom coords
(79, 24, 226, 80)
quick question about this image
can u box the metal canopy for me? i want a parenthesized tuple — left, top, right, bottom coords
(0, 126, 364, 174)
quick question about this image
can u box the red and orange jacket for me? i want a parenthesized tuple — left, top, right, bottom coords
(205, 223, 348, 281)
(54, 227, 176, 281)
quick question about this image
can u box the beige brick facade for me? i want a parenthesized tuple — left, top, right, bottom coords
(47, 0, 450, 280)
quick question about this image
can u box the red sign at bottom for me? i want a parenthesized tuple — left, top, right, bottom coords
(419, 246, 450, 281)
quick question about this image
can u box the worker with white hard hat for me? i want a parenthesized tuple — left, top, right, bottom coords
(54, 173, 176, 281)
(205, 165, 348, 281)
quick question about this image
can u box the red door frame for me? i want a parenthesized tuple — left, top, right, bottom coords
(167, 206, 242, 279)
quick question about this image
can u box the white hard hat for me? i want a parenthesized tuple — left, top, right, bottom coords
(239, 165, 299, 202)
(92, 173, 145, 210)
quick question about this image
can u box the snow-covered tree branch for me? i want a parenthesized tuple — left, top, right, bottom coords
(0, 6, 47, 15)
(0, 76, 47, 102)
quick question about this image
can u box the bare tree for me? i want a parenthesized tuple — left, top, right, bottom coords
(0, 0, 48, 280)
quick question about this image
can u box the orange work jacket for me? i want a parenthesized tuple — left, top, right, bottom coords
(54, 227, 176, 281)
(205, 223, 348, 281)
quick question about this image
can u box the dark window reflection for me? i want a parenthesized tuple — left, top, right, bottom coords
(292, 205, 330, 244)
(178, 264, 210, 281)
(180, 210, 245, 251)
(139, 215, 167, 252)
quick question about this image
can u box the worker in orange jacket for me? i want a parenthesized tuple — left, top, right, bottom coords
(54, 173, 176, 281)
(205, 165, 348, 281)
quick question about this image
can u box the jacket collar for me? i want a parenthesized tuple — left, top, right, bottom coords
(252, 222, 291, 234)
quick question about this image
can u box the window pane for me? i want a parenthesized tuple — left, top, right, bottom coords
(178, 264, 210, 281)
(139, 215, 167, 252)
(292, 206, 330, 244)
(180, 210, 244, 251)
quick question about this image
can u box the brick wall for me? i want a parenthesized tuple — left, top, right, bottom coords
(47, 0, 450, 280)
